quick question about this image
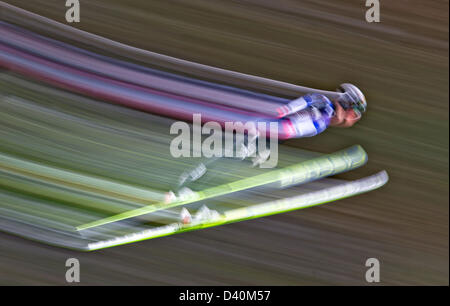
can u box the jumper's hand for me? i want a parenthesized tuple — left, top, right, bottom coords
(330, 101, 361, 127)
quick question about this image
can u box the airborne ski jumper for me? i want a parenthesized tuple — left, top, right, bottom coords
(0, 3, 387, 251)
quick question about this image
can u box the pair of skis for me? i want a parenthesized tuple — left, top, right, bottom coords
(0, 143, 387, 250)
(72, 145, 388, 251)
(85, 170, 388, 251)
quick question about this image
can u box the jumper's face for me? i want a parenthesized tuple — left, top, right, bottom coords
(329, 101, 361, 127)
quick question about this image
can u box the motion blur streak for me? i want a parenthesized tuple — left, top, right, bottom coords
(0, 16, 344, 139)
(0, 0, 448, 285)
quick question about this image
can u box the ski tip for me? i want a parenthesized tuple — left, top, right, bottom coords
(377, 170, 389, 186)
(347, 144, 367, 159)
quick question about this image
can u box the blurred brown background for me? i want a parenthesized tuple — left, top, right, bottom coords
(0, 0, 448, 285)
